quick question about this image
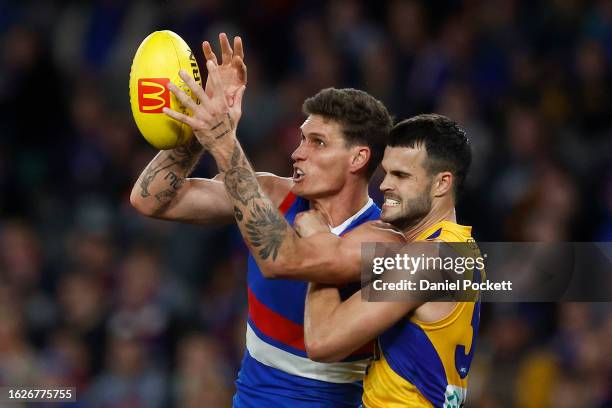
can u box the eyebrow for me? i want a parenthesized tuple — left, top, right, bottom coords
(302, 131, 328, 140)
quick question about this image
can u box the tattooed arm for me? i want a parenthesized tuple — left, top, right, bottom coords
(130, 33, 291, 224)
(129, 137, 291, 225)
(165, 59, 404, 283)
(207, 120, 403, 283)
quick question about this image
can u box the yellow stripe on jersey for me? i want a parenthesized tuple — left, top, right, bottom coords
(363, 221, 482, 408)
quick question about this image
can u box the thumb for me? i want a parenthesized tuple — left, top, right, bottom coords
(234, 85, 246, 109)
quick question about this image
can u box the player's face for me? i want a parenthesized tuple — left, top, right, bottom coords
(379, 145, 433, 230)
(290, 115, 355, 199)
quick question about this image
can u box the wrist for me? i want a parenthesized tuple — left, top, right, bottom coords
(207, 132, 237, 162)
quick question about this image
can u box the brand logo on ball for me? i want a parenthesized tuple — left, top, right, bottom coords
(138, 78, 171, 113)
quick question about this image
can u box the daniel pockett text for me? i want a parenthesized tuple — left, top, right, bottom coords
(371, 253, 512, 293)
(361, 242, 612, 302)
(360, 242, 516, 302)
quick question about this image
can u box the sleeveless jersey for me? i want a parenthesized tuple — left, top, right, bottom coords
(362, 221, 482, 408)
(234, 192, 380, 407)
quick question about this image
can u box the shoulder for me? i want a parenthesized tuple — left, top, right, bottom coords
(344, 220, 406, 243)
(256, 173, 294, 207)
(421, 221, 473, 243)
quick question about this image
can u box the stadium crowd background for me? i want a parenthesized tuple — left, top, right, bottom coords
(1, 0, 611, 406)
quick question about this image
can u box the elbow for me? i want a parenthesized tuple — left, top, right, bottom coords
(129, 187, 156, 217)
(305, 337, 341, 363)
(129, 187, 145, 213)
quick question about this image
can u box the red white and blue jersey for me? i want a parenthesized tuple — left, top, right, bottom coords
(233, 192, 381, 408)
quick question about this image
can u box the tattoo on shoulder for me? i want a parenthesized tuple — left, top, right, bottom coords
(245, 203, 287, 260)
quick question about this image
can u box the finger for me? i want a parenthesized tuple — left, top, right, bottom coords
(202, 41, 218, 64)
(163, 107, 198, 128)
(234, 36, 244, 59)
(219, 32, 232, 65)
(167, 80, 198, 110)
(206, 60, 227, 106)
(232, 55, 247, 84)
(178, 69, 208, 103)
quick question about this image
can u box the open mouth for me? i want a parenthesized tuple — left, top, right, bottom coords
(293, 167, 305, 182)
(383, 197, 401, 207)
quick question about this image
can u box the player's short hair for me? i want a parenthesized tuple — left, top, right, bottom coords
(389, 114, 472, 194)
(303, 88, 392, 178)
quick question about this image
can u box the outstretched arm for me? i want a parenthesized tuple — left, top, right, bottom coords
(164, 58, 403, 283)
(130, 34, 291, 224)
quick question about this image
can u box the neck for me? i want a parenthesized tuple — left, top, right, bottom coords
(402, 200, 456, 242)
(310, 182, 370, 227)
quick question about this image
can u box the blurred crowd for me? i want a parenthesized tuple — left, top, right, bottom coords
(0, 0, 611, 406)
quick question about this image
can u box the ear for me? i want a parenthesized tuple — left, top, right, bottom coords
(432, 171, 453, 197)
(349, 146, 371, 174)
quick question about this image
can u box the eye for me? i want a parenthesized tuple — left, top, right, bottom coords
(314, 138, 325, 147)
(391, 171, 410, 179)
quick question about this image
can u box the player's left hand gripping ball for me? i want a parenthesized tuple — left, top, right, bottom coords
(129, 30, 201, 149)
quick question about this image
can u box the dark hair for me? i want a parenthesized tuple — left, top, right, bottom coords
(303, 88, 392, 177)
(388, 114, 472, 194)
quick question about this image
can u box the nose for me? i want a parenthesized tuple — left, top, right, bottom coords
(379, 174, 392, 193)
(291, 141, 307, 162)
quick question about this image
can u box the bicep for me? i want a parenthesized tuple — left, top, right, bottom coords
(156, 177, 234, 224)
(155, 173, 292, 225)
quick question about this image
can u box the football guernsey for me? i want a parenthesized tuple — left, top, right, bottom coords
(363, 221, 482, 408)
(234, 192, 380, 407)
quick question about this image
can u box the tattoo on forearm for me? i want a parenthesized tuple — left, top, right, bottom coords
(139, 138, 202, 205)
(230, 139, 247, 167)
(224, 141, 261, 205)
(234, 206, 243, 221)
(225, 167, 261, 205)
(245, 203, 288, 260)
(220, 140, 289, 261)
(139, 157, 178, 198)
(164, 171, 183, 190)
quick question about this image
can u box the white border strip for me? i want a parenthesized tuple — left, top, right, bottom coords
(246, 322, 369, 384)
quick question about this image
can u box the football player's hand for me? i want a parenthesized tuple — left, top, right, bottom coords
(163, 59, 245, 151)
(203, 33, 247, 106)
(294, 210, 331, 238)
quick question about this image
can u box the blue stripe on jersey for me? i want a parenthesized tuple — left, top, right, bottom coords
(379, 321, 447, 407)
(247, 262, 308, 323)
(426, 228, 442, 240)
(234, 351, 363, 408)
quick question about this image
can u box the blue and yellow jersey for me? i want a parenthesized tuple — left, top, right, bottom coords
(363, 221, 482, 407)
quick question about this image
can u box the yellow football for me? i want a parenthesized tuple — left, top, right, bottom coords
(129, 30, 202, 150)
